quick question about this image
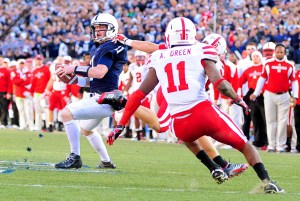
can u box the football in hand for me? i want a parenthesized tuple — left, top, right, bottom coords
(55, 64, 78, 84)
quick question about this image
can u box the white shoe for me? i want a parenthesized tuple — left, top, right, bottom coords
(0, 125, 6, 129)
(12, 125, 19, 129)
(291, 149, 299, 153)
(149, 138, 157, 143)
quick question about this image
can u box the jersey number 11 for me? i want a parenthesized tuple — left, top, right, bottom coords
(164, 61, 189, 93)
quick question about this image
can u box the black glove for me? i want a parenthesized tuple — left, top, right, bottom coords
(232, 97, 250, 115)
(106, 125, 125, 145)
(97, 90, 127, 110)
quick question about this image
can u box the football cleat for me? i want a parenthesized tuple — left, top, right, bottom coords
(46, 124, 53, 132)
(97, 161, 116, 169)
(223, 162, 248, 178)
(211, 168, 228, 184)
(55, 153, 82, 169)
(264, 180, 285, 193)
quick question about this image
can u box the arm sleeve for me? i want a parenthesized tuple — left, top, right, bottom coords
(253, 76, 266, 96)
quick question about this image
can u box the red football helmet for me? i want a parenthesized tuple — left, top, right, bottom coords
(262, 42, 276, 59)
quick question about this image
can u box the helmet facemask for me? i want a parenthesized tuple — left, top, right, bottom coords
(134, 50, 147, 66)
(262, 49, 274, 59)
(90, 13, 118, 44)
(135, 56, 146, 66)
(90, 24, 115, 44)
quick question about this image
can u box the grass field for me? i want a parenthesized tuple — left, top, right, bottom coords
(0, 129, 299, 201)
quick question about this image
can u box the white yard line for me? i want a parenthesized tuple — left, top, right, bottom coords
(0, 183, 299, 195)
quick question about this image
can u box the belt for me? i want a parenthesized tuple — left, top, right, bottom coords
(275, 91, 287, 95)
(90, 93, 99, 97)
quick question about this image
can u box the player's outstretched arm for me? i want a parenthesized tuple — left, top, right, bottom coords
(116, 34, 159, 54)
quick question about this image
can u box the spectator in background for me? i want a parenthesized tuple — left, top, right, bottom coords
(257, 36, 267, 51)
(290, 25, 300, 51)
(20, 48, 32, 59)
(40, 38, 50, 59)
(282, 36, 295, 62)
(250, 44, 298, 153)
(48, 37, 60, 59)
(32, 35, 43, 56)
(76, 34, 93, 58)
(58, 36, 68, 56)
(1, 0, 299, 65)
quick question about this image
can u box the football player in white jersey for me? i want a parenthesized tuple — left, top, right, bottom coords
(124, 50, 151, 140)
(45, 56, 71, 132)
(115, 34, 249, 178)
(107, 17, 284, 193)
(202, 34, 243, 130)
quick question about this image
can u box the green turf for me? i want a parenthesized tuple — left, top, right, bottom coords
(0, 129, 299, 201)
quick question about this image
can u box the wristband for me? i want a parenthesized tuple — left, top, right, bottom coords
(76, 77, 87, 87)
(68, 75, 78, 84)
(125, 39, 133, 46)
(74, 66, 91, 77)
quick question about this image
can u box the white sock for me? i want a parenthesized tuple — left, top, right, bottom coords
(64, 120, 80, 155)
(86, 132, 110, 162)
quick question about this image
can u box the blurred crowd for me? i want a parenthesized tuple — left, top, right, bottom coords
(0, 0, 299, 64)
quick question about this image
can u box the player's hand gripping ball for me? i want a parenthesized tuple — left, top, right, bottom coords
(55, 64, 78, 84)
